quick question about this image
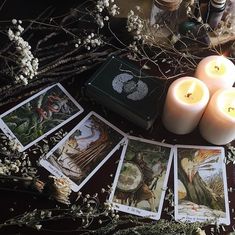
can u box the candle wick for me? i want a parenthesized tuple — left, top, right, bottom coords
(186, 93, 192, 98)
(228, 107, 235, 112)
(214, 65, 220, 71)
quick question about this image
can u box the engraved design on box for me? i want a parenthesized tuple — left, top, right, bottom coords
(112, 73, 148, 101)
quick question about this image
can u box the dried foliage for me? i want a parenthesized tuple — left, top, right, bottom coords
(0, 0, 234, 234)
(0, 0, 234, 107)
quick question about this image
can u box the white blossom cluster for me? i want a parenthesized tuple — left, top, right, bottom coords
(0, 158, 21, 175)
(7, 138, 21, 151)
(0, 134, 38, 177)
(103, 201, 119, 220)
(110, 4, 119, 16)
(128, 41, 139, 52)
(95, 0, 119, 28)
(96, 14, 105, 28)
(0, 152, 35, 177)
(96, 0, 119, 16)
(127, 10, 145, 41)
(8, 19, 39, 85)
(96, 0, 113, 12)
(75, 33, 103, 50)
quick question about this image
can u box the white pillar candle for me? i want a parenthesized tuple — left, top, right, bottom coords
(199, 88, 235, 145)
(162, 76, 210, 135)
(195, 55, 235, 95)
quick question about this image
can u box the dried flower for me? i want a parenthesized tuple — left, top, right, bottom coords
(33, 179, 45, 193)
(8, 20, 39, 85)
(35, 224, 42, 230)
(0, 153, 36, 177)
(83, 33, 103, 50)
(48, 175, 72, 205)
(7, 138, 21, 151)
(95, 0, 119, 28)
(110, 4, 119, 16)
(126, 10, 144, 41)
(194, 228, 206, 235)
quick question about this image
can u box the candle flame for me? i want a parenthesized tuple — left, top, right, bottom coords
(186, 82, 196, 98)
(214, 56, 223, 71)
(228, 99, 235, 113)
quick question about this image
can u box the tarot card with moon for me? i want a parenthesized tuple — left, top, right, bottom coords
(109, 136, 173, 220)
(174, 145, 230, 225)
(40, 111, 126, 192)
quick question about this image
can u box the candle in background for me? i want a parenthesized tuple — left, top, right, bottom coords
(199, 88, 235, 145)
(162, 76, 210, 135)
(207, 0, 227, 29)
(195, 55, 235, 95)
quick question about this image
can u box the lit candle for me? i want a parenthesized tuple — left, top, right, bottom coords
(162, 76, 210, 134)
(199, 87, 235, 145)
(195, 55, 235, 95)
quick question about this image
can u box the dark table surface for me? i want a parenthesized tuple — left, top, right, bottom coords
(0, 1, 234, 234)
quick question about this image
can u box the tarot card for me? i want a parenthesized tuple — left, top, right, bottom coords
(0, 83, 84, 152)
(40, 111, 126, 192)
(109, 136, 173, 220)
(174, 145, 230, 225)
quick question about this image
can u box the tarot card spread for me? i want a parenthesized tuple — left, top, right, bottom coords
(174, 145, 230, 225)
(40, 111, 126, 192)
(0, 83, 83, 152)
(110, 136, 173, 220)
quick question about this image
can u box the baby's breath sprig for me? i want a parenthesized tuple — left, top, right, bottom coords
(0, 134, 37, 178)
(75, 32, 103, 51)
(8, 19, 39, 85)
(96, 0, 120, 28)
(127, 10, 145, 41)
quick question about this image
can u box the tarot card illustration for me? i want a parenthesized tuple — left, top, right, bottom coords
(0, 83, 83, 151)
(109, 136, 173, 220)
(40, 111, 126, 192)
(174, 145, 230, 225)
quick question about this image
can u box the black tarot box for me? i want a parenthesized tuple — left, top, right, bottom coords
(85, 56, 164, 130)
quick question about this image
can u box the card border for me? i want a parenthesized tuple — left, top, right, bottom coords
(40, 111, 127, 192)
(0, 83, 84, 152)
(174, 144, 230, 225)
(109, 135, 174, 220)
